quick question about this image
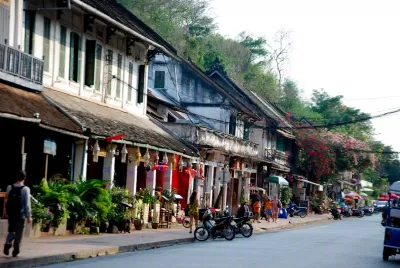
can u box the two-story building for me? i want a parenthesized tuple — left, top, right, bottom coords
(147, 55, 265, 211)
(0, 0, 199, 198)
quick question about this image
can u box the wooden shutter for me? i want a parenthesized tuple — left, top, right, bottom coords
(154, 71, 165, 88)
(137, 65, 145, 104)
(24, 11, 35, 54)
(85, 40, 96, 86)
(106, 49, 113, 95)
(69, 32, 75, 81)
(116, 54, 122, 97)
(0, 4, 10, 45)
(77, 35, 81, 83)
(59, 26, 66, 77)
(95, 44, 102, 91)
(128, 62, 133, 101)
(43, 17, 51, 72)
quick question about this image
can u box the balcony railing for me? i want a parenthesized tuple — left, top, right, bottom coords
(0, 43, 43, 85)
(265, 149, 290, 166)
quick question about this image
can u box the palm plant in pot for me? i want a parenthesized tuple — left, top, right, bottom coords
(133, 204, 144, 230)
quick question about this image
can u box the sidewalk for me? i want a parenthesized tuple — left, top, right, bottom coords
(0, 214, 330, 267)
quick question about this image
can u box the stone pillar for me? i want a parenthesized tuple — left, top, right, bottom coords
(103, 144, 116, 188)
(146, 170, 156, 195)
(206, 165, 214, 207)
(244, 177, 251, 199)
(126, 159, 137, 195)
(74, 140, 88, 182)
(238, 172, 243, 205)
(163, 163, 173, 191)
(213, 167, 222, 205)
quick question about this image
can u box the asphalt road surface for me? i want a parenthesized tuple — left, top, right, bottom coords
(44, 215, 399, 268)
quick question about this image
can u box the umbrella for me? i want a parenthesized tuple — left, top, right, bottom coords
(268, 176, 289, 185)
(360, 192, 368, 197)
(245, 186, 267, 193)
(360, 188, 373, 192)
(345, 192, 361, 199)
(174, 194, 184, 200)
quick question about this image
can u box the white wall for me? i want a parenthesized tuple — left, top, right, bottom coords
(24, 6, 150, 116)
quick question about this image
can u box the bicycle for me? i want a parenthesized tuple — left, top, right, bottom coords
(173, 210, 190, 228)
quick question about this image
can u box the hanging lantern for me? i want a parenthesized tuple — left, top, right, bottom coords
(93, 140, 100, 163)
(121, 144, 128, 163)
(143, 148, 150, 167)
(172, 154, 177, 171)
(135, 147, 141, 166)
(163, 152, 168, 165)
(155, 152, 159, 164)
(178, 156, 184, 172)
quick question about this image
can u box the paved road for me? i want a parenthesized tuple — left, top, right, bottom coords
(44, 216, 399, 268)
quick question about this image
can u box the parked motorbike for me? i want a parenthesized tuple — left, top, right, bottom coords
(233, 215, 253, 237)
(287, 202, 308, 218)
(363, 206, 373, 216)
(352, 207, 364, 218)
(194, 207, 236, 241)
(312, 205, 323, 215)
(331, 205, 343, 220)
(341, 206, 352, 218)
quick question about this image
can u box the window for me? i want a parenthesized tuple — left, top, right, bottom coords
(94, 44, 102, 91)
(154, 71, 165, 88)
(137, 65, 145, 104)
(243, 121, 251, 140)
(24, 11, 35, 55)
(43, 17, 51, 72)
(84, 40, 96, 86)
(116, 54, 122, 98)
(69, 32, 81, 83)
(229, 114, 236, 136)
(277, 138, 285, 151)
(0, 5, 10, 45)
(106, 49, 113, 96)
(59, 26, 67, 77)
(127, 62, 133, 102)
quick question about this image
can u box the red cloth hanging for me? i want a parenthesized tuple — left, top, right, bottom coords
(105, 134, 124, 143)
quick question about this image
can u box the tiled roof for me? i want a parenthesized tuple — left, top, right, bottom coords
(43, 89, 198, 156)
(0, 83, 82, 133)
(80, 0, 177, 55)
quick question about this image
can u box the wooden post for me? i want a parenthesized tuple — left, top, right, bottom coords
(21, 136, 26, 171)
(44, 154, 49, 180)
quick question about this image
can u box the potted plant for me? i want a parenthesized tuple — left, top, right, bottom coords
(31, 201, 54, 237)
(142, 189, 152, 224)
(152, 211, 159, 229)
(133, 204, 144, 230)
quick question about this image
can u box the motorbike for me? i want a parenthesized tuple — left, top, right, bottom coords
(341, 206, 352, 218)
(330, 205, 343, 220)
(194, 207, 236, 241)
(352, 207, 364, 218)
(312, 205, 323, 215)
(363, 206, 373, 216)
(287, 202, 308, 218)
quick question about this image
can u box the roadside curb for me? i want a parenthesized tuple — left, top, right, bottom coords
(1, 237, 195, 268)
(2, 218, 329, 267)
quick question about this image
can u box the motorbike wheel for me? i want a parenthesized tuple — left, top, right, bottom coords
(194, 227, 210, 241)
(240, 223, 253, 238)
(223, 225, 236, 241)
(344, 212, 351, 218)
(339, 214, 343, 220)
(182, 217, 190, 228)
(299, 211, 307, 218)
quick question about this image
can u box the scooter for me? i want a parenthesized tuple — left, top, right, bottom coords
(352, 207, 364, 218)
(341, 206, 352, 218)
(363, 206, 373, 216)
(331, 205, 343, 220)
(287, 202, 308, 218)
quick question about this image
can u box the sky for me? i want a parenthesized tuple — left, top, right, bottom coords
(210, 0, 400, 152)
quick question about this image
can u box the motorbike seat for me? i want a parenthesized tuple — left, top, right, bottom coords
(214, 216, 231, 223)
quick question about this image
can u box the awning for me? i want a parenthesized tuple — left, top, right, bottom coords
(43, 89, 198, 156)
(277, 129, 295, 140)
(295, 177, 323, 191)
(0, 83, 85, 138)
(268, 175, 289, 185)
(245, 186, 267, 193)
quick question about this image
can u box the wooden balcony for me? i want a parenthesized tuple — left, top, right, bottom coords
(0, 43, 43, 91)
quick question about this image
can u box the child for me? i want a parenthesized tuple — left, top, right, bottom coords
(264, 197, 272, 222)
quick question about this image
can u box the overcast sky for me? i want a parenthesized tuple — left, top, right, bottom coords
(211, 0, 400, 152)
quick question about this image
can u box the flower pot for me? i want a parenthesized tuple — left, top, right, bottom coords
(90, 226, 100, 234)
(152, 222, 159, 229)
(50, 220, 67, 236)
(72, 220, 87, 234)
(134, 219, 143, 230)
(30, 220, 42, 238)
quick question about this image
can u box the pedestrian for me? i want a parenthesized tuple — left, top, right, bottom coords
(271, 196, 281, 223)
(264, 196, 272, 222)
(4, 170, 32, 257)
(188, 190, 199, 234)
(251, 191, 261, 223)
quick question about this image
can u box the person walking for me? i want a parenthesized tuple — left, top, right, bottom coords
(4, 170, 32, 257)
(264, 196, 272, 222)
(251, 191, 261, 223)
(271, 196, 281, 223)
(188, 190, 199, 234)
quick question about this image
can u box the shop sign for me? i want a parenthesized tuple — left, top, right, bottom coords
(43, 139, 57, 156)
